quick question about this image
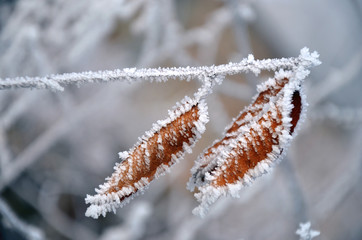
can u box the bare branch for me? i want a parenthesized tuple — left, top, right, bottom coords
(0, 48, 320, 91)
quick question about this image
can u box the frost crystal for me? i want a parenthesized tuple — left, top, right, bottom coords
(296, 222, 320, 240)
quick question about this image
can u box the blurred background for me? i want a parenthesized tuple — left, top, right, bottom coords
(0, 0, 361, 239)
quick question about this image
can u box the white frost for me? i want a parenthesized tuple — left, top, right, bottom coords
(296, 222, 321, 240)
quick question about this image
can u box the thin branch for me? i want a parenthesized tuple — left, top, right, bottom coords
(0, 48, 320, 91)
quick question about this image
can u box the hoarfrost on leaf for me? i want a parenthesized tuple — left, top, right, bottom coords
(85, 87, 210, 218)
(188, 66, 311, 217)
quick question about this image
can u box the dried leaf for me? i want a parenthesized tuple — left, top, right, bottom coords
(188, 70, 306, 217)
(85, 95, 209, 218)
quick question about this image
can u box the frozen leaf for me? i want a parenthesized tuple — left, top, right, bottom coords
(188, 70, 307, 217)
(85, 94, 209, 219)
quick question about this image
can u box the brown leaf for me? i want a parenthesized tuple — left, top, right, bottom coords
(85, 96, 208, 218)
(189, 71, 306, 217)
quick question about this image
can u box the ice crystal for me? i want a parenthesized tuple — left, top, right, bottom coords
(296, 222, 320, 240)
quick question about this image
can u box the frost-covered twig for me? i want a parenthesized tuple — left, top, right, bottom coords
(0, 48, 320, 91)
(0, 197, 45, 240)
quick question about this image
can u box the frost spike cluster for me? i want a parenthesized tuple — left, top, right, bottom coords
(85, 91, 209, 219)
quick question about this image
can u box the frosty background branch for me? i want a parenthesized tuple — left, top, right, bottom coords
(0, 0, 361, 240)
